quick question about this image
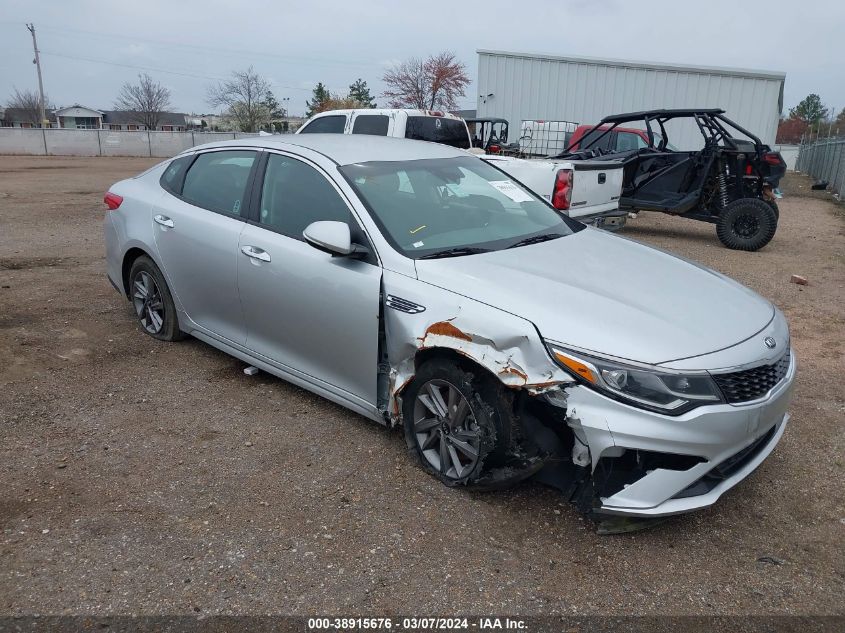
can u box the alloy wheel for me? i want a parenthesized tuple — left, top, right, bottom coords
(132, 271, 165, 334)
(412, 379, 482, 480)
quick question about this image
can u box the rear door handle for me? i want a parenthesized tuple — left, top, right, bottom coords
(597, 173, 606, 184)
(241, 245, 271, 262)
(154, 214, 174, 228)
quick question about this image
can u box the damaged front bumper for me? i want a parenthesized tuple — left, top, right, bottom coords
(551, 350, 795, 518)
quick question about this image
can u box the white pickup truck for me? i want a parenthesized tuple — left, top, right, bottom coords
(296, 108, 626, 227)
(483, 154, 625, 228)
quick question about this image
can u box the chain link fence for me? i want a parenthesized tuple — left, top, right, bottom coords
(0, 128, 265, 158)
(795, 137, 845, 197)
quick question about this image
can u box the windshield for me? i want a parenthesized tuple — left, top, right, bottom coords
(405, 116, 470, 149)
(340, 156, 581, 259)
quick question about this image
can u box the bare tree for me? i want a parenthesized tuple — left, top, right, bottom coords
(206, 67, 271, 132)
(114, 73, 172, 130)
(6, 87, 51, 126)
(382, 52, 470, 110)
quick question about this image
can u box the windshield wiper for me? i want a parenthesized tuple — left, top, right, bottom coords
(506, 233, 564, 249)
(418, 246, 491, 259)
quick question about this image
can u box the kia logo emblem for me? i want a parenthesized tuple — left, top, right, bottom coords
(764, 337, 777, 349)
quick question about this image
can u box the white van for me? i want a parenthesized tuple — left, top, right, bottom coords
(296, 109, 472, 150)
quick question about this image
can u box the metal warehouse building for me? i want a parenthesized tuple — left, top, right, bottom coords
(476, 50, 786, 148)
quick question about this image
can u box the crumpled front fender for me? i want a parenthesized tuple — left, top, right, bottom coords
(382, 269, 573, 423)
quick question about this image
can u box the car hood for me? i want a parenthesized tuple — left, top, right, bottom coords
(414, 228, 774, 365)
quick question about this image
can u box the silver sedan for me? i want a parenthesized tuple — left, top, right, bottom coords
(103, 135, 795, 523)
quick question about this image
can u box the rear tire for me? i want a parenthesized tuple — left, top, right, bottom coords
(128, 256, 185, 342)
(716, 198, 777, 251)
(402, 359, 512, 487)
(767, 199, 780, 220)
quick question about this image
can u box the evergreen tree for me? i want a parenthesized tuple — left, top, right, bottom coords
(789, 94, 830, 130)
(348, 78, 376, 108)
(305, 82, 332, 118)
(262, 90, 284, 118)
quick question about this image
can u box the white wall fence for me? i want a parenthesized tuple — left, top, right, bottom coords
(774, 144, 799, 171)
(0, 128, 262, 158)
(796, 138, 845, 197)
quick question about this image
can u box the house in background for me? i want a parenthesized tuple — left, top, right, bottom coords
(54, 105, 105, 129)
(1, 104, 190, 131)
(0, 107, 58, 128)
(99, 110, 187, 131)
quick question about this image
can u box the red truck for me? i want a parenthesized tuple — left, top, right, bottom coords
(567, 124, 665, 153)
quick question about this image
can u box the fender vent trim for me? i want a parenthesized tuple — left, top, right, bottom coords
(385, 295, 426, 314)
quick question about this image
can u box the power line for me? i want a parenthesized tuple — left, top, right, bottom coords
(32, 23, 380, 72)
(40, 50, 226, 81)
(38, 51, 344, 94)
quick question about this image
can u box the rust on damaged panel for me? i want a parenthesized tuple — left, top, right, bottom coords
(499, 366, 529, 382)
(420, 320, 472, 343)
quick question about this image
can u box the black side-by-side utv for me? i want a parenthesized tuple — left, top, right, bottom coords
(558, 109, 787, 251)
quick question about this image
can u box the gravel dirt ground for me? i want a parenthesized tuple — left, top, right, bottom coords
(0, 155, 843, 616)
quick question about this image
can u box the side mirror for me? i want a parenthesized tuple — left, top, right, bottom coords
(303, 221, 367, 258)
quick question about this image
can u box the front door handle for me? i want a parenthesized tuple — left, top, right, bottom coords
(154, 214, 175, 228)
(241, 245, 271, 262)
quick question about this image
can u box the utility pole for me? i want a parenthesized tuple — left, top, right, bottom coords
(26, 23, 47, 128)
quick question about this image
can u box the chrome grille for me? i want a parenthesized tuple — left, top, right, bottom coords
(712, 353, 790, 404)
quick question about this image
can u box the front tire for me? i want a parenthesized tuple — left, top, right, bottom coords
(402, 359, 511, 487)
(716, 198, 778, 251)
(128, 256, 185, 341)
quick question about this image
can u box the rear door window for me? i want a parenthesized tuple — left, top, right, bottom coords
(405, 116, 470, 149)
(299, 115, 347, 134)
(352, 115, 389, 136)
(180, 150, 257, 217)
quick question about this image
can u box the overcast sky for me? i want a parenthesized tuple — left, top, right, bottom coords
(1, 0, 843, 119)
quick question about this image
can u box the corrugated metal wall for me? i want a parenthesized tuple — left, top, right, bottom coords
(476, 51, 785, 148)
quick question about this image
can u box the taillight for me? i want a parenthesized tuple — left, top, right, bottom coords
(745, 164, 753, 175)
(104, 192, 123, 210)
(552, 169, 573, 210)
(488, 144, 501, 154)
(763, 152, 782, 166)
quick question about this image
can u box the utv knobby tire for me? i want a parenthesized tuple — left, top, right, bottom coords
(128, 255, 186, 342)
(716, 198, 778, 251)
(403, 359, 512, 487)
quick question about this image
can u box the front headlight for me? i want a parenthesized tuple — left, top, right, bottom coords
(548, 345, 723, 415)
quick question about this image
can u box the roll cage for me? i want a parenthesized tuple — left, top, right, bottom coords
(465, 117, 510, 152)
(563, 109, 765, 156)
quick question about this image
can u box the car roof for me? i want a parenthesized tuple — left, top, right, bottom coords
(187, 133, 472, 166)
(601, 108, 725, 123)
(465, 118, 509, 124)
(307, 108, 463, 120)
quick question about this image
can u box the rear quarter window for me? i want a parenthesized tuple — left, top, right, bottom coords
(159, 155, 193, 194)
(405, 116, 470, 149)
(299, 115, 347, 134)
